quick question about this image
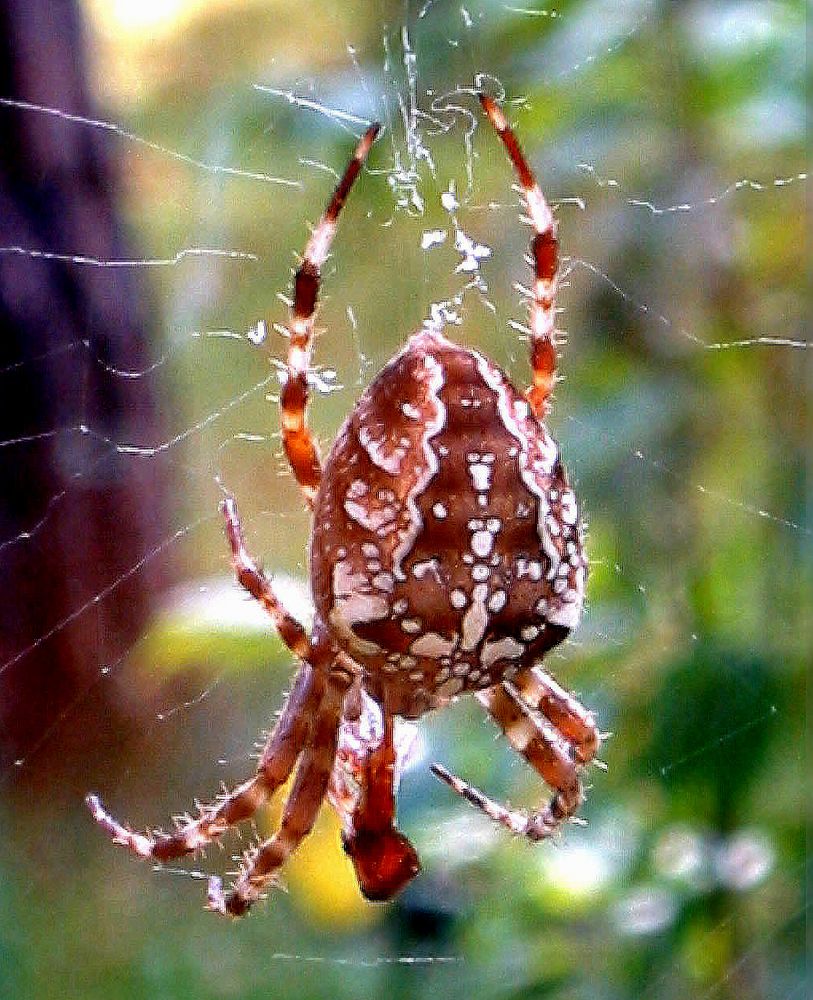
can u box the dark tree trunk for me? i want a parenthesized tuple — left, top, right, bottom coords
(0, 0, 171, 788)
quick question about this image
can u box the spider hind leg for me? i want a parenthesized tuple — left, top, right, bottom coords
(479, 93, 559, 419)
(510, 666, 600, 766)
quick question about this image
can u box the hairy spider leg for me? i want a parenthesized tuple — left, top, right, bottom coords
(479, 94, 559, 419)
(85, 495, 338, 863)
(510, 666, 600, 765)
(281, 122, 381, 507)
(431, 682, 583, 840)
(222, 494, 310, 660)
(86, 660, 326, 862)
(207, 656, 357, 916)
(332, 709, 421, 901)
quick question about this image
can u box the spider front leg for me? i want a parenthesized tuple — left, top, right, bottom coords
(208, 655, 357, 917)
(431, 681, 589, 841)
(480, 95, 559, 420)
(280, 122, 380, 507)
(330, 696, 420, 901)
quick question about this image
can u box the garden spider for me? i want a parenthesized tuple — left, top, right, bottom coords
(87, 95, 600, 917)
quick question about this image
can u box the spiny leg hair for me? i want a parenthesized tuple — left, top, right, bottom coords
(87, 661, 325, 864)
(281, 122, 381, 507)
(222, 494, 311, 661)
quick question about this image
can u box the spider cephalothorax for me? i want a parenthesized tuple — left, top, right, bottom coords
(88, 95, 600, 917)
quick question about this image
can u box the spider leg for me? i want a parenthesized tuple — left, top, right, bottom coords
(207, 655, 357, 917)
(479, 94, 558, 420)
(87, 660, 326, 862)
(281, 122, 381, 507)
(222, 494, 310, 660)
(509, 666, 601, 765)
(330, 696, 421, 901)
(431, 682, 583, 841)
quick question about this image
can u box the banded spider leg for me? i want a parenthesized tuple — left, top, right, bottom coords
(431, 667, 600, 841)
(86, 498, 332, 901)
(281, 123, 381, 506)
(479, 94, 559, 419)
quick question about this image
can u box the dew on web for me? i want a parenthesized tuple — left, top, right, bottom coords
(577, 161, 809, 216)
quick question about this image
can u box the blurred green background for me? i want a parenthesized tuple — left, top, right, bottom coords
(0, 1, 808, 998)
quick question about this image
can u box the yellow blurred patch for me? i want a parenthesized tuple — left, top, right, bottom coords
(86, 0, 228, 38)
(286, 808, 381, 928)
(258, 781, 380, 929)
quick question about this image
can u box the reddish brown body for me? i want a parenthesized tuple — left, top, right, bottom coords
(87, 96, 601, 918)
(311, 331, 585, 718)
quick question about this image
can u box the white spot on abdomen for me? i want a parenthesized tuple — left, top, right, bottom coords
(410, 632, 457, 658)
(480, 636, 525, 669)
(344, 499, 396, 532)
(450, 589, 467, 610)
(358, 425, 407, 475)
(487, 590, 507, 613)
(461, 583, 489, 651)
(469, 462, 492, 492)
(560, 490, 578, 525)
(547, 594, 582, 629)
(471, 530, 494, 558)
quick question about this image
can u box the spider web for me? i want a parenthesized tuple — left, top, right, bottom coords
(0, 1, 808, 998)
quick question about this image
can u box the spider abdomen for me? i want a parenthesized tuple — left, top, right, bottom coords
(310, 330, 586, 717)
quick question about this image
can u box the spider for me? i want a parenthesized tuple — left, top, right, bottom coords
(87, 95, 600, 917)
